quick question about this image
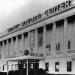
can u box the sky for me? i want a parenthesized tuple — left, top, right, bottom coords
(0, 0, 67, 33)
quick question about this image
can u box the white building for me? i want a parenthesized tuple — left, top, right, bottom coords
(0, 0, 75, 74)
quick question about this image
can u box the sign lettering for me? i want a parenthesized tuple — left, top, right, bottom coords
(45, 0, 72, 16)
(7, 24, 20, 33)
(30, 53, 43, 57)
(7, 0, 73, 33)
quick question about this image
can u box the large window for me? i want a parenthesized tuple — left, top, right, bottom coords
(38, 27, 43, 47)
(23, 32, 28, 50)
(29, 30, 35, 52)
(55, 62, 59, 72)
(67, 61, 72, 72)
(56, 20, 64, 52)
(46, 23, 53, 52)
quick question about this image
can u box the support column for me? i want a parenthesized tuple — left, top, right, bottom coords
(2, 41, 4, 58)
(7, 39, 9, 57)
(7, 39, 11, 58)
(43, 26, 46, 55)
(21, 34, 24, 55)
(22, 34, 24, 50)
(4, 40, 6, 58)
(26, 60, 28, 75)
(64, 18, 68, 53)
(0, 42, 2, 58)
(73, 22, 75, 49)
(17, 35, 21, 56)
(52, 22, 56, 55)
(19, 34, 22, 56)
(28, 32, 30, 52)
(16, 36, 18, 56)
(35, 29, 38, 53)
(7, 61, 9, 75)
(11, 38, 14, 57)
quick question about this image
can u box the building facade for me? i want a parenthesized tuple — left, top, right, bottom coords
(0, 0, 75, 74)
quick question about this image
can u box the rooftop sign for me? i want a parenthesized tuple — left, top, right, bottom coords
(45, 0, 72, 16)
(7, 0, 73, 33)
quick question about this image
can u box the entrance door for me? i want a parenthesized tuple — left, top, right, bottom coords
(18, 60, 39, 75)
(28, 60, 39, 70)
(18, 61, 26, 75)
(28, 60, 39, 75)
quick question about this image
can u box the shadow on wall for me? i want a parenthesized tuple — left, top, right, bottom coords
(0, 68, 72, 75)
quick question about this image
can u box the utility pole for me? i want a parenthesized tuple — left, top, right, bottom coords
(26, 60, 28, 75)
(7, 61, 9, 75)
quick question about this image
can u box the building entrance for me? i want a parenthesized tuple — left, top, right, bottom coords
(18, 59, 39, 75)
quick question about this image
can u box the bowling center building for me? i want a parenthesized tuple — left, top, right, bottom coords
(0, 0, 75, 74)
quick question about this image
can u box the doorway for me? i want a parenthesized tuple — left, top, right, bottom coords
(18, 59, 39, 75)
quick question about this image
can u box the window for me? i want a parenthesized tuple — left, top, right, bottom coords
(56, 43, 60, 51)
(38, 27, 43, 47)
(0, 41, 2, 46)
(55, 62, 59, 72)
(3, 65, 4, 71)
(67, 61, 72, 72)
(0, 54, 1, 59)
(45, 63, 49, 71)
(46, 44, 51, 52)
(68, 41, 71, 49)
(29, 30, 35, 52)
